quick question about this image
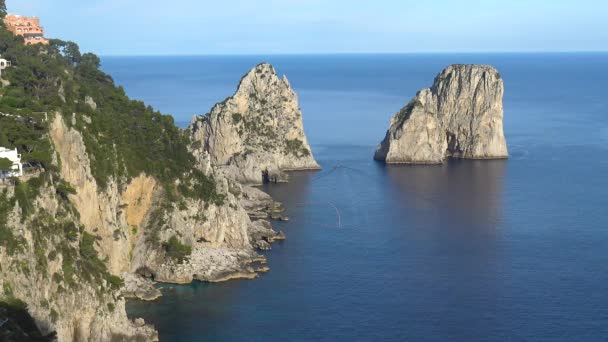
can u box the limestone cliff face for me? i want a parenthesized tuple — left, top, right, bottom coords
(48, 113, 269, 284)
(50, 114, 138, 276)
(190, 63, 320, 184)
(129, 171, 261, 285)
(0, 113, 275, 341)
(0, 185, 158, 342)
(374, 64, 508, 164)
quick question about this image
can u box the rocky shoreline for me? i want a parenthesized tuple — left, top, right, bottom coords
(121, 184, 292, 301)
(106, 63, 322, 340)
(0, 60, 319, 340)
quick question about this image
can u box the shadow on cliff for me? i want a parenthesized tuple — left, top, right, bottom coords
(0, 301, 56, 341)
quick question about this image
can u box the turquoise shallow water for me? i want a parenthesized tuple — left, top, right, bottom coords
(102, 54, 608, 341)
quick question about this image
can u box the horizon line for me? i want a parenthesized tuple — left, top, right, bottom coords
(99, 50, 608, 58)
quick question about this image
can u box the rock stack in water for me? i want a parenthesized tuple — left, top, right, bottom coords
(190, 63, 320, 184)
(374, 64, 508, 164)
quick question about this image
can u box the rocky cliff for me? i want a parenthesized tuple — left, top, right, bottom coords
(374, 64, 508, 164)
(190, 63, 320, 184)
(48, 114, 264, 282)
(0, 109, 285, 341)
(0, 171, 158, 341)
(0, 28, 289, 340)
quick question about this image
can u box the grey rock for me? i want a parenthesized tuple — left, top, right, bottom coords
(122, 273, 162, 301)
(375, 64, 508, 164)
(85, 96, 97, 111)
(248, 219, 285, 251)
(190, 63, 320, 184)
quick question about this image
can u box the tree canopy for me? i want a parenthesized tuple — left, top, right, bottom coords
(0, 157, 12, 170)
(0, 1, 6, 19)
(0, 22, 224, 204)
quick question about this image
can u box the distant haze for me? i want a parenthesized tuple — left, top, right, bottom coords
(9, 0, 608, 55)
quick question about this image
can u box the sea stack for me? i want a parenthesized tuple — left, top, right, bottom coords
(374, 64, 508, 164)
(190, 63, 320, 184)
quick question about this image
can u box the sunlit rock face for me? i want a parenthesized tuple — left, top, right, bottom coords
(375, 64, 508, 164)
(190, 63, 320, 184)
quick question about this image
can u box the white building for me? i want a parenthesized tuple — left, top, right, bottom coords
(0, 147, 23, 179)
(0, 55, 11, 78)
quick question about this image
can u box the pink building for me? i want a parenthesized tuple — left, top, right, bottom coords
(4, 14, 50, 45)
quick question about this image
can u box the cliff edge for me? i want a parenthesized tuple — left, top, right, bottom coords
(374, 64, 508, 164)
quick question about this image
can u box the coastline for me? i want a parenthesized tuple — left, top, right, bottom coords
(123, 172, 302, 305)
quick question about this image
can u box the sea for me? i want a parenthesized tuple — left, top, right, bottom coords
(101, 54, 608, 341)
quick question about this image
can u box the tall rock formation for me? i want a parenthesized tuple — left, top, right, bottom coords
(190, 63, 320, 184)
(374, 64, 508, 164)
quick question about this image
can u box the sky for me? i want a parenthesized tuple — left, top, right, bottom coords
(7, 0, 608, 55)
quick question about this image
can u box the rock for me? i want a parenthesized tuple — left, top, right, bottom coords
(1, 63, 302, 342)
(274, 231, 286, 241)
(255, 266, 270, 273)
(58, 84, 66, 103)
(190, 63, 320, 184)
(247, 219, 285, 250)
(0, 115, 160, 341)
(249, 211, 269, 220)
(239, 186, 289, 225)
(142, 245, 268, 284)
(375, 64, 508, 164)
(43, 112, 280, 339)
(85, 96, 97, 110)
(256, 240, 272, 251)
(122, 273, 162, 301)
(240, 186, 275, 211)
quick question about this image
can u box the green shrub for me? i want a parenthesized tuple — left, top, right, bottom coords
(162, 235, 192, 264)
(49, 308, 59, 323)
(11, 176, 44, 219)
(232, 113, 242, 124)
(79, 232, 97, 260)
(63, 222, 79, 242)
(3, 282, 12, 297)
(284, 139, 311, 157)
(0, 157, 11, 170)
(52, 273, 63, 284)
(105, 275, 123, 290)
(56, 181, 77, 200)
(0, 190, 25, 255)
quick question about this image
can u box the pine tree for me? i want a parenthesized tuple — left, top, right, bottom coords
(0, 1, 6, 18)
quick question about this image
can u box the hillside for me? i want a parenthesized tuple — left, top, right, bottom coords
(0, 12, 283, 342)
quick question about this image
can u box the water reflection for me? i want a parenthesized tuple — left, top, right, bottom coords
(381, 159, 508, 340)
(383, 159, 507, 230)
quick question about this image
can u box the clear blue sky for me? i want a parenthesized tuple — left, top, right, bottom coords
(8, 0, 608, 55)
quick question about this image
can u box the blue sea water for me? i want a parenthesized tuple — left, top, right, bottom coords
(102, 54, 608, 341)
